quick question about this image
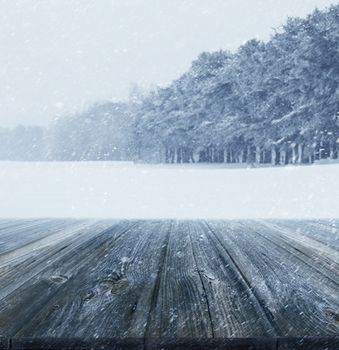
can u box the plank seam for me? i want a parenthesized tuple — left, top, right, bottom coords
(187, 222, 215, 338)
(143, 222, 172, 344)
(251, 221, 339, 288)
(204, 221, 280, 336)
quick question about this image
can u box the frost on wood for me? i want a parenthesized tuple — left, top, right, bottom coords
(0, 219, 337, 338)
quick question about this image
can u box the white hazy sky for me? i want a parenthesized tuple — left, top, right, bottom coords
(0, 0, 337, 127)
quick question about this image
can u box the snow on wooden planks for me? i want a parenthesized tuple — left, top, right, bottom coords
(0, 219, 338, 338)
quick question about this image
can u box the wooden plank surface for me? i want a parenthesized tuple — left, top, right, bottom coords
(0, 219, 338, 338)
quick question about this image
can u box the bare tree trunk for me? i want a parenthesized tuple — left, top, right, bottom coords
(313, 146, 317, 161)
(198, 149, 203, 163)
(255, 146, 261, 164)
(239, 149, 244, 163)
(213, 147, 219, 163)
(319, 147, 323, 160)
(330, 145, 335, 159)
(219, 149, 224, 163)
(182, 147, 188, 163)
(298, 144, 303, 164)
(286, 148, 291, 164)
(280, 148, 286, 165)
(165, 148, 169, 163)
(206, 147, 210, 162)
(247, 145, 252, 164)
(165, 148, 171, 163)
(292, 144, 297, 164)
(189, 149, 195, 163)
(177, 148, 182, 163)
(271, 146, 276, 166)
(170, 149, 175, 163)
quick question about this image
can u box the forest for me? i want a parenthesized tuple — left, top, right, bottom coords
(1, 4, 338, 164)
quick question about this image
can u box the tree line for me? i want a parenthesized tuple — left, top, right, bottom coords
(1, 5, 338, 164)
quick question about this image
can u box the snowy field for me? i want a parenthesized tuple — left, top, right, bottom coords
(0, 161, 339, 219)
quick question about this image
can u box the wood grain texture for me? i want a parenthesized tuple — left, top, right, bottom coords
(0, 219, 338, 338)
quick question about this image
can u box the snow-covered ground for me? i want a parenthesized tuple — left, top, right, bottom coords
(0, 161, 338, 219)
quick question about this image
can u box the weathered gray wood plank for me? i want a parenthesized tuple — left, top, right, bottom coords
(0, 220, 114, 298)
(0, 221, 174, 338)
(270, 220, 339, 250)
(205, 220, 339, 336)
(144, 221, 213, 338)
(189, 221, 277, 337)
(0, 219, 338, 339)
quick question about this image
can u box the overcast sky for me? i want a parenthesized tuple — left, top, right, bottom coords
(0, 0, 337, 127)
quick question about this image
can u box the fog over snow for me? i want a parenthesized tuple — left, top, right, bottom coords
(0, 0, 336, 127)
